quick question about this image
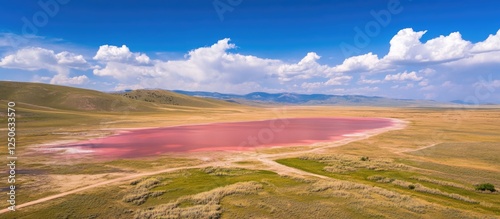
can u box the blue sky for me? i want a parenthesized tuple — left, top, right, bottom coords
(1, 0, 500, 103)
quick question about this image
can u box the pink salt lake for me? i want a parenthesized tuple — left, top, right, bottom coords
(57, 117, 393, 158)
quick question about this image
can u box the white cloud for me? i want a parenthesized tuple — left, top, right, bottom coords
(0, 47, 90, 85)
(444, 50, 500, 66)
(391, 83, 415, 90)
(358, 76, 383, 84)
(418, 79, 429, 87)
(0, 47, 88, 71)
(2, 28, 500, 102)
(332, 52, 382, 73)
(385, 28, 472, 63)
(300, 76, 352, 92)
(419, 68, 436, 76)
(93, 62, 156, 81)
(0, 33, 33, 48)
(276, 52, 337, 81)
(93, 39, 351, 92)
(50, 74, 89, 85)
(330, 86, 380, 95)
(471, 29, 500, 53)
(93, 45, 151, 64)
(324, 75, 352, 85)
(0, 47, 91, 74)
(384, 71, 422, 82)
(301, 82, 323, 90)
(94, 39, 281, 85)
(55, 51, 87, 66)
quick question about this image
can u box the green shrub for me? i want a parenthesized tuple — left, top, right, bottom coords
(475, 183, 496, 192)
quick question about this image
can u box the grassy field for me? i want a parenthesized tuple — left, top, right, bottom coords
(1, 82, 500, 218)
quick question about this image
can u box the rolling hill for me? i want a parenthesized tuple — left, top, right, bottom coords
(116, 89, 239, 108)
(0, 82, 237, 112)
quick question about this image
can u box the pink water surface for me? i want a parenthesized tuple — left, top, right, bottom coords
(56, 117, 393, 158)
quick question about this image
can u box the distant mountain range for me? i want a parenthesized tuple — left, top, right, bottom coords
(3, 81, 495, 112)
(172, 90, 448, 107)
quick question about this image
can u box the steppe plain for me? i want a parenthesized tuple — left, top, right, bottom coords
(0, 82, 499, 218)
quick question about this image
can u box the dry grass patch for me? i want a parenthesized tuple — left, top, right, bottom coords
(308, 179, 429, 214)
(410, 176, 473, 191)
(300, 154, 411, 173)
(123, 177, 165, 205)
(134, 181, 263, 219)
(391, 179, 479, 204)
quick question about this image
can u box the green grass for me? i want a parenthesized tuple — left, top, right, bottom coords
(104, 157, 201, 171)
(5, 168, 305, 219)
(142, 168, 303, 206)
(276, 158, 500, 215)
(9, 187, 131, 219)
(5, 166, 497, 219)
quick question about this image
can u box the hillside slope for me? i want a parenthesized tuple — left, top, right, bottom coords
(0, 81, 241, 112)
(0, 81, 159, 112)
(118, 89, 238, 108)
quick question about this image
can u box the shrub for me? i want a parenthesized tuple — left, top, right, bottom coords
(475, 183, 496, 192)
(408, 185, 416, 190)
(367, 175, 394, 183)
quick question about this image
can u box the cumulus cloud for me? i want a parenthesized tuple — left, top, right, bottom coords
(93, 45, 151, 64)
(358, 76, 383, 84)
(384, 28, 472, 64)
(324, 75, 352, 85)
(0, 47, 90, 85)
(2, 28, 500, 102)
(418, 79, 429, 87)
(50, 74, 89, 85)
(88, 29, 500, 101)
(0, 47, 88, 71)
(93, 62, 155, 81)
(94, 39, 279, 85)
(471, 29, 500, 53)
(92, 39, 351, 92)
(332, 52, 382, 73)
(277, 52, 336, 81)
(300, 75, 352, 91)
(384, 71, 422, 82)
(301, 82, 324, 90)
